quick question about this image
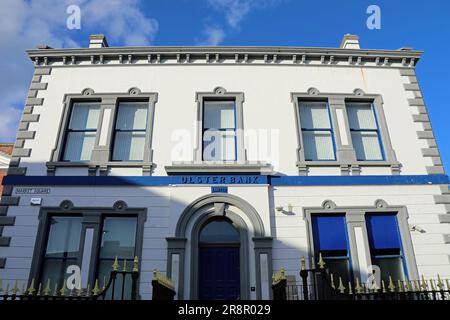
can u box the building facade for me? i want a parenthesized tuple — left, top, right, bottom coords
(0, 34, 449, 300)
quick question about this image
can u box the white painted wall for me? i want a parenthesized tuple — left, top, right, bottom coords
(23, 64, 430, 176)
(0, 183, 448, 298)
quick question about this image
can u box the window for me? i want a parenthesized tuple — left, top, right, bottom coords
(311, 214, 351, 284)
(299, 101, 335, 161)
(38, 215, 139, 298)
(112, 102, 148, 161)
(97, 217, 137, 299)
(366, 214, 406, 283)
(62, 102, 100, 161)
(199, 219, 239, 243)
(347, 103, 384, 161)
(202, 100, 236, 161)
(40, 217, 83, 289)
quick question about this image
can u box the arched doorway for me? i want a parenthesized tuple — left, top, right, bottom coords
(166, 193, 273, 300)
(198, 218, 240, 300)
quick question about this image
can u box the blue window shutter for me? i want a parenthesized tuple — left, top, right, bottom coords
(312, 215, 348, 251)
(366, 214, 401, 250)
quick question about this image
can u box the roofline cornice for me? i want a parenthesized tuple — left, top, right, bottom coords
(26, 46, 423, 60)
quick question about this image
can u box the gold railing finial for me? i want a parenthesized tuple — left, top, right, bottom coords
(371, 277, 379, 292)
(43, 279, 51, 296)
(437, 275, 444, 290)
(348, 281, 353, 295)
(86, 284, 91, 297)
(429, 279, 436, 291)
(317, 253, 325, 269)
(122, 259, 127, 272)
(53, 283, 58, 296)
(388, 276, 396, 293)
(133, 256, 139, 273)
(60, 283, 67, 296)
(93, 279, 101, 296)
(11, 280, 19, 295)
(414, 280, 420, 292)
(403, 280, 410, 292)
(421, 275, 428, 291)
(381, 280, 386, 293)
(77, 286, 83, 297)
(112, 256, 119, 272)
(37, 282, 42, 296)
(28, 278, 36, 295)
(337, 277, 346, 294)
(396, 280, 402, 293)
(300, 256, 306, 271)
(355, 278, 362, 294)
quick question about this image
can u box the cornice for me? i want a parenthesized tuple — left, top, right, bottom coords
(26, 46, 422, 68)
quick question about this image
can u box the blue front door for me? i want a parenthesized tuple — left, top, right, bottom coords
(199, 246, 240, 300)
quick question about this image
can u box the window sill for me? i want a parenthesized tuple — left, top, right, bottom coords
(165, 161, 273, 175)
(46, 161, 151, 168)
(297, 161, 401, 167)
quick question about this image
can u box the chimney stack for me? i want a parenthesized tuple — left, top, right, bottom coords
(340, 34, 360, 49)
(89, 34, 109, 48)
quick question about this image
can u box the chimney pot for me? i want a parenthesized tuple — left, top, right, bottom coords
(37, 45, 53, 49)
(89, 34, 109, 48)
(340, 34, 360, 49)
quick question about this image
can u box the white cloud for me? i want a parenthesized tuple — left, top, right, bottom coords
(201, 0, 283, 45)
(0, 0, 158, 142)
(198, 26, 226, 46)
(80, 0, 159, 46)
(208, 0, 282, 29)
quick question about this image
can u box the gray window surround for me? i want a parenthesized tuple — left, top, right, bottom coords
(28, 200, 147, 295)
(303, 199, 419, 283)
(165, 87, 272, 175)
(292, 89, 400, 175)
(195, 87, 245, 163)
(166, 193, 272, 300)
(47, 88, 158, 176)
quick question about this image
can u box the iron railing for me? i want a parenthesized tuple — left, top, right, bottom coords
(0, 257, 177, 301)
(272, 254, 450, 301)
(0, 256, 140, 301)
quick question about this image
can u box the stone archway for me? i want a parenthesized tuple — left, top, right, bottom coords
(166, 193, 273, 300)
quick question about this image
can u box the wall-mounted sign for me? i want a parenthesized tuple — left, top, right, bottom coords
(30, 198, 42, 206)
(15, 187, 51, 195)
(180, 176, 266, 185)
(211, 186, 228, 193)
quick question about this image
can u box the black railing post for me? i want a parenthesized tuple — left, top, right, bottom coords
(152, 270, 176, 300)
(271, 268, 287, 300)
(131, 256, 140, 300)
(131, 271, 139, 300)
(300, 269, 309, 301)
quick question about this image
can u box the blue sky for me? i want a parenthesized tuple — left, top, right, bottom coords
(0, 0, 449, 172)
